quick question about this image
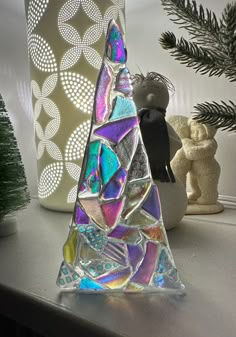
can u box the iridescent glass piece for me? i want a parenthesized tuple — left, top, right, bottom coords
(94, 117, 139, 144)
(101, 168, 127, 200)
(110, 96, 136, 121)
(106, 21, 126, 63)
(115, 67, 132, 96)
(100, 144, 120, 185)
(57, 20, 184, 293)
(95, 63, 113, 124)
(116, 128, 139, 169)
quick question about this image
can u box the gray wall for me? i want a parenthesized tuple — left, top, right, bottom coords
(0, 0, 235, 202)
(126, 0, 236, 201)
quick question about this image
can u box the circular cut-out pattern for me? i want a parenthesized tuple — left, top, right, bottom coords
(29, 34, 57, 73)
(65, 120, 91, 161)
(27, 0, 49, 36)
(61, 72, 95, 113)
(58, 0, 125, 70)
(38, 162, 64, 198)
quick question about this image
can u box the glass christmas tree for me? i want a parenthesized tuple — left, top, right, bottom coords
(57, 20, 184, 293)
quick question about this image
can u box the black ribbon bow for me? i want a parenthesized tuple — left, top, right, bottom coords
(138, 108, 175, 183)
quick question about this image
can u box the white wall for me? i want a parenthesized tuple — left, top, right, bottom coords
(127, 0, 236, 200)
(0, 3, 38, 197)
(0, 0, 235, 201)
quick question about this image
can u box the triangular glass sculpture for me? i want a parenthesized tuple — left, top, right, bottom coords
(57, 20, 185, 293)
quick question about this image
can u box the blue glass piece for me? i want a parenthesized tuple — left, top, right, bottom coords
(157, 248, 173, 273)
(142, 185, 161, 220)
(106, 21, 126, 64)
(101, 168, 127, 200)
(79, 277, 104, 290)
(110, 96, 136, 121)
(100, 144, 120, 185)
(153, 269, 184, 290)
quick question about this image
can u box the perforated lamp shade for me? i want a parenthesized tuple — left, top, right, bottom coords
(25, 0, 125, 211)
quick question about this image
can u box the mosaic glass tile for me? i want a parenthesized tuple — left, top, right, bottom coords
(106, 21, 126, 63)
(103, 240, 128, 266)
(82, 259, 120, 278)
(74, 204, 89, 225)
(63, 226, 78, 265)
(130, 242, 158, 285)
(100, 144, 120, 185)
(108, 225, 142, 244)
(116, 128, 139, 169)
(122, 181, 151, 219)
(97, 267, 131, 289)
(100, 168, 127, 201)
(142, 185, 161, 220)
(110, 96, 136, 121)
(142, 225, 166, 243)
(78, 278, 105, 290)
(94, 116, 139, 144)
(115, 67, 133, 96)
(101, 199, 124, 229)
(127, 244, 144, 271)
(126, 209, 157, 227)
(79, 198, 107, 230)
(80, 141, 101, 194)
(95, 63, 113, 124)
(128, 142, 149, 181)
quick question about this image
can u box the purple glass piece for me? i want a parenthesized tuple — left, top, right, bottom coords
(106, 21, 126, 64)
(108, 225, 136, 240)
(142, 185, 161, 220)
(115, 67, 132, 96)
(101, 168, 127, 200)
(75, 205, 89, 225)
(95, 63, 113, 124)
(130, 242, 158, 285)
(94, 117, 139, 144)
(127, 244, 144, 271)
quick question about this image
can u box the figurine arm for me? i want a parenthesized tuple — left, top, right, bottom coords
(182, 139, 217, 160)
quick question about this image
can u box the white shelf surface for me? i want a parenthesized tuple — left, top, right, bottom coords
(0, 200, 235, 337)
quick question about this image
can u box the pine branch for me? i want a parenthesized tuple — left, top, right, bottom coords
(161, 0, 221, 47)
(220, 3, 236, 58)
(192, 101, 236, 131)
(160, 32, 226, 77)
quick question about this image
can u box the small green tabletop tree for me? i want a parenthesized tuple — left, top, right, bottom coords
(160, 0, 236, 131)
(0, 93, 30, 224)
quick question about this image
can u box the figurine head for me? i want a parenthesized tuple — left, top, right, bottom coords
(131, 72, 174, 113)
(188, 119, 217, 142)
